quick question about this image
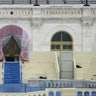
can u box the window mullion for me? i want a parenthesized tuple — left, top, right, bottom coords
(51, 32, 73, 51)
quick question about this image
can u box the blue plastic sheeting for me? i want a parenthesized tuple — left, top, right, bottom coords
(91, 92, 96, 96)
(56, 91, 61, 96)
(3, 62, 21, 84)
(0, 84, 46, 93)
(26, 85, 45, 92)
(48, 91, 54, 96)
(0, 84, 25, 93)
(84, 91, 90, 96)
(77, 91, 82, 96)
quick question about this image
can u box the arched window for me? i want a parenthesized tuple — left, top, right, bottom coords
(51, 32, 73, 51)
(84, 91, 90, 96)
(48, 91, 54, 96)
(77, 91, 82, 96)
(91, 91, 96, 96)
(56, 91, 61, 96)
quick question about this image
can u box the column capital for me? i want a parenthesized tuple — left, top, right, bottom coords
(31, 18, 43, 28)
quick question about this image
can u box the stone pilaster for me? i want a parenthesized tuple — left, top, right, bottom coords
(81, 17, 94, 52)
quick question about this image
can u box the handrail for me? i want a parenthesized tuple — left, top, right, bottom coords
(73, 57, 77, 79)
(55, 52, 60, 79)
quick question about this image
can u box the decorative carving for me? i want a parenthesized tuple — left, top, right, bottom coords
(31, 18, 42, 28)
(81, 18, 94, 26)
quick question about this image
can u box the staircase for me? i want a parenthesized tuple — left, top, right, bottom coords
(3, 62, 21, 84)
(22, 52, 57, 82)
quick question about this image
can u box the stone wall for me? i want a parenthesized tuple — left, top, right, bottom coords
(0, 5, 95, 52)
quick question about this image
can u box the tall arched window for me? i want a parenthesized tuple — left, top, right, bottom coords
(51, 32, 73, 51)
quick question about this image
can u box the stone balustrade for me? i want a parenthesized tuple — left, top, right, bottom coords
(28, 79, 96, 88)
(41, 8, 82, 18)
(0, 8, 32, 18)
(0, 6, 95, 19)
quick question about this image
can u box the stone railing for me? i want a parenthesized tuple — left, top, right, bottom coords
(28, 79, 96, 88)
(0, 6, 95, 19)
(0, 8, 32, 18)
(41, 8, 82, 18)
(0, 5, 96, 18)
(54, 52, 60, 79)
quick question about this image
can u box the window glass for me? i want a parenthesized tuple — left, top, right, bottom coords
(51, 32, 72, 51)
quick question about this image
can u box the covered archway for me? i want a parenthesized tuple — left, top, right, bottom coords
(0, 25, 29, 84)
(0, 25, 29, 62)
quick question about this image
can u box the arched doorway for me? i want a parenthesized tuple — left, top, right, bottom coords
(0, 25, 29, 84)
(51, 31, 74, 79)
(77, 91, 83, 96)
(84, 91, 90, 96)
(3, 35, 21, 61)
(51, 31, 73, 51)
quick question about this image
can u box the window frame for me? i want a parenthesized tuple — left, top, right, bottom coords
(51, 31, 73, 51)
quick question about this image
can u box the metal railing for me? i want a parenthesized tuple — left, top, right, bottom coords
(0, 0, 95, 5)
